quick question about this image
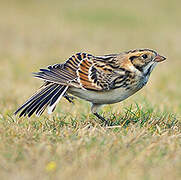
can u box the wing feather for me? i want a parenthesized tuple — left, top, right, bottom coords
(77, 54, 127, 91)
(34, 53, 92, 86)
(34, 52, 127, 91)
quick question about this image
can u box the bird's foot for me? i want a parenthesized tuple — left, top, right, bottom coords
(93, 112, 113, 126)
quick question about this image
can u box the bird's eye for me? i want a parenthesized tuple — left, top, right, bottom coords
(141, 54, 148, 59)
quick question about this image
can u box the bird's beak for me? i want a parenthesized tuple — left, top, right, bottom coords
(154, 54, 166, 62)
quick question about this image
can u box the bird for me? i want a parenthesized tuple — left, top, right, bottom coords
(14, 49, 166, 124)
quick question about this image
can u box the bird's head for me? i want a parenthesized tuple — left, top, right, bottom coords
(127, 49, 166, 75)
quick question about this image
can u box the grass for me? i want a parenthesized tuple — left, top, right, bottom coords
(0, 0, 181, 179)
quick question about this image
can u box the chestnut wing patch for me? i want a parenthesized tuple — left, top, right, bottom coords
(64, 53, 92, 76)
(77, 58, 102, 90)
(77, 58, 117, 91)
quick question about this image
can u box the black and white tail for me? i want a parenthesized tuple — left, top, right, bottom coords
(14, 83, 68, 117)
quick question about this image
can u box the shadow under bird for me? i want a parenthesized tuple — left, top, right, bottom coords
(15, 49, 166, 124)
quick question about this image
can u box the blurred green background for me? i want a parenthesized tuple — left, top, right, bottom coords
(0, 0, 181, 179)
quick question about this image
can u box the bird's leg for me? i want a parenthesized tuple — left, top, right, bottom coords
(93, 112, 109, 125)
(63, 93, 76, 103)
(91, 104, 110, 125)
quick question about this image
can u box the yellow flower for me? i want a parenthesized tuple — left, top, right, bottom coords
(46, 161, 57, 172)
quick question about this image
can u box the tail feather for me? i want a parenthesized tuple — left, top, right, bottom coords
(26, 84, 61, 117)
(34, 85, 63, 116)
(14, 83, 54, 115)
(15, 83, 68, 117)
(47, 86, 68, 114)
(36, 104, 48, 117)
(17, 84, 58, 117)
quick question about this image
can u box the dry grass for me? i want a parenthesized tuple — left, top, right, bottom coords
(0, 0, 181, 179)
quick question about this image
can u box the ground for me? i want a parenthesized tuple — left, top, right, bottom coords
(0, 0, 181, 179)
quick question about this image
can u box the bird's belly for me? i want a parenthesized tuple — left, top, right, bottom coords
(68, 87, 141, 104)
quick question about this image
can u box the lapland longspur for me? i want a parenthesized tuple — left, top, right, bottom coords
(15, 49, 166, 124)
